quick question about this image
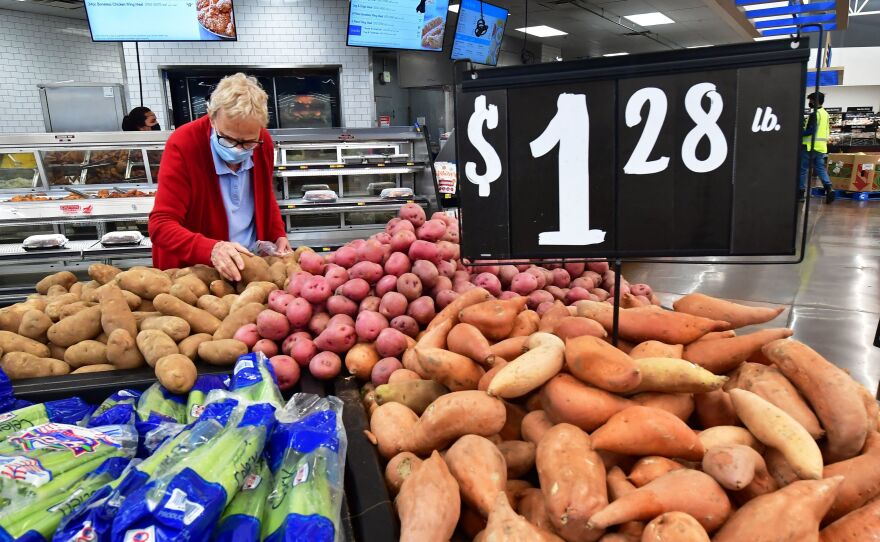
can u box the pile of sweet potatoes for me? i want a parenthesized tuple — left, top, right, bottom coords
(363, 290, 880, 541)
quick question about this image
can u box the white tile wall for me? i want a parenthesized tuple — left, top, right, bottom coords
(122, 0, 376, 128)
(0, 9, 125, 133)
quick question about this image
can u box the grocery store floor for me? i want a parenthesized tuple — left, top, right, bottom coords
(627, 198, 880, 395)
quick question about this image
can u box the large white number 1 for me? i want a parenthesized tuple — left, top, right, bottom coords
(530, 93, 606, 246)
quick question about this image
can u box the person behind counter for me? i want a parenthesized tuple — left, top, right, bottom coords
(122, 106, 160, 131)
(148, 73, 291, 280)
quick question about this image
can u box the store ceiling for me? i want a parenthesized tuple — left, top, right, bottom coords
(0, 0, 86, 19)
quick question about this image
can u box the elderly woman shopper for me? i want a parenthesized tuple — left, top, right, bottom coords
(149, 73, 290, 280)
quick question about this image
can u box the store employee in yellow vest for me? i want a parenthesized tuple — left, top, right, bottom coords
(800, 91, 835, 203)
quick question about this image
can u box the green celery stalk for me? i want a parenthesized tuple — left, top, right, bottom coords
(0, 403, 49, 440)
(262, 451, 334, 538)
(217, 459, 272, 525)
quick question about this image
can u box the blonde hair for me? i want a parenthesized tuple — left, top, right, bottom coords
(207, 73, 269, 126)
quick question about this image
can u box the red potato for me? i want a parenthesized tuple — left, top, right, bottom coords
(310, 351, 342, 380)
(355, 310, 388, 342)
(409, 240, 441, 264)
(435, 290, 460, 309)
(390, 315, 420, 338)
(314, 323, 356, 354)
(285, 298, 312, 329)
(359, 296, 381, 313)
(591, 288, 610, 302)
(412, 260, 440, 289)
(431, 211, 455, 226)
(268, 291, 295, 314)
(285, 271, 312, 296)
(301, 276, 332, 304)
(430, 277, 454, 298)
(376, 275, 398, 297)
(442, 224, 459, 243)
(473, 273, 502, 297)
(525, 268, 547, 289)
(397, 273, 424, 301)
(510, 273, 538, 295)
(349, 239, 367, 249)
(380, 292, 409, 319)
(371, 231, 392, 244)
(399, 202, 426, 227)
(298, 251, 326, 274)
(536, 301, 555, 315)
(471, 261, 500, 275)
(282, 331, 311, 355)
(372, 357, 403, 386)
(588, 261, 610, 274)
(565, 262, 586, 277)
(544, 285, 566, 301)
(256, 309, 289, 341)
(269, 355, 300, 390)
(385, 217, 402, 233)
(349, 261, 383, 284)
(390, 230, 417, 253)
(407, 296, 436, 326)
(357, 239, 384, 264)
(390, 219, 416, 236)
(308, 312, 331, 336)
(334, 246, 357, 268)
(376, 327, 409, 358)
(324, 265, 349, 291)
(436, 242, 458, 262)
(453, 270, 471, 283)
(339, 278, 371, 302)
(497, 265, 518, 288)
(565, 287, 593, 305)
(233, 323, 260, 348)
(436, 260, 456, 279)
(291, 338, 318, 366)
(454, 281, 476, 294)
(253, 338, 278, 358)
(630, 284, 653, 296)
(551, 268, 571, 288)
(571, 277, 595, 291)
(384, 252, 412, 277)
(417, 219, 448, 242)
(327, 314, 354, 329)
(527, 290, 554, 310)
(327, 295, 358, 317)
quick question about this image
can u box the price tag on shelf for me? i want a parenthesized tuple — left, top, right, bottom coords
(357, 202, 365, 206)
(299, 166, 308, 170)
(377, 163, 385, 167)
(455, 42, 809, 261)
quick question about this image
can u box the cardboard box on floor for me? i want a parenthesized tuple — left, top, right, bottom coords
(827, 153, 880, 192)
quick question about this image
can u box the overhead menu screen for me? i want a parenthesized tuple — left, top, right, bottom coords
(451, 0, 508, 66)
(347, 0, 451, 52)
(85, 0, 237, 41)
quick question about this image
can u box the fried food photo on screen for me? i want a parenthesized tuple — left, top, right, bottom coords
(421, 17, 445, 49)
(197, 0, 236, 37)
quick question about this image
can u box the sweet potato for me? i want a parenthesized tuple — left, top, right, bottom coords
(153, 293, 222, 335)
(726, 361, 823, 439)
(642, 512, 710, 542)
(482, 492, 564, 542)
(490, 336, 528, 361)
(36, 271, 77, 295)
(628, 457, 685, 488)
(509, 310, 540, 337)
(18, 310, 52, 342)
(683, 328, 793, 374)
(213, 302, 264, 340)
(672, 293, 784, 329)
(106, 329, 145, 369)
(764, 339, 868, 462)
(713, 477, 843, 542)
(541, 374, 632, 432)
(0, 351, 69, 379)
(415, 347, 484, 391)
(88, 263, 121, 284)
(459, 297, 527, 341)
(629, 341, 683, 360)
(729, 388, 823, 480)
(565, 336, 641, 393)
(823, 432, 880, 522)
(447, 323, 495, 367)
(629, 392, 693, 422)
(198, 339, 248, 366)
(155, 353, 197, 393)
(497, 440, 536, 479)
(701, 444, 764, 490)
(396, 451, 460, 542)
(517, 488, 554, 532)
(63, 340, 108, 368)
(588, 469, 731, 533)
(629, 357, 727, 394)
(446, 435, 507, 516)
(116, 268, 172, 300)
(552, 316, 606, 341)
(521, 410, 553, 446)
(575, 300, 729, 344)
(140, 315, 191, 342)
(537, 423, 607, 542)
(591, 406, 705, 461)
(694, 389, 739, 428)
(698, 426, 763, 453)
(345, 342, 381, 380)
(136, 329, 179, 367)
(47, 306, 102, 347)
(488, 341, 564, 399)
(820, 495, 880, 542)
(385, 452, 423, 495)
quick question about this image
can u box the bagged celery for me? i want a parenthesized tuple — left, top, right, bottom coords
(0, 369, 13, 414)
(212, 459, 272, 542)
(0, 398, 93, 441)
(0, 424, 137, 519)
(262, 394, 347, 542)
(229, 353, 283, 409)
(112, 401, 276, 541)
(186, 375, 227, 424)
(0, 456, 130, 541)
(85, 391, 141, 428)
(136, 384, 186, 424)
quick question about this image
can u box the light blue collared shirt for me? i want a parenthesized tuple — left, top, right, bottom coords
(210, 131, 257, 249)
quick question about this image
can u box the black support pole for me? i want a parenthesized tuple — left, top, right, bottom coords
(611, 259, 622, 347)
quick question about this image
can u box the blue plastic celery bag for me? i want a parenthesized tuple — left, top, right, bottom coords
(186, 375, 227, 424)
(261, 394, 348, 542)
(228, 352, 284, 409)
(0, 397, 94, 440)
(211, 459, 272, 542)
(0, 369, 13, 414)
(111, 401, 277, 542)
(135, 383, 188, 457)
(86, 390, 141, 428)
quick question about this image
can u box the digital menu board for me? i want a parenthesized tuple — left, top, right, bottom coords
(85, 0, 237, 41)
(451, 0, 508, 66)
(347, 0, 451, 52)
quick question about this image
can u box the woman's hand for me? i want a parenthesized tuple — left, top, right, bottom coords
(275, 236, 293, 256)
(211, 241, 253, 282)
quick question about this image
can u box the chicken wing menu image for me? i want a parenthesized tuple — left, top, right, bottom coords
(348, 0, 451, 51)
(451, 0, 508, 66)
(85, 0, 237, 41)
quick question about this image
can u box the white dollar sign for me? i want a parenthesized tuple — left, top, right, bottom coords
(465, 95, 502, 197)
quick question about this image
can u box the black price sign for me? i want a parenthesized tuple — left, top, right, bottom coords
(455, 42, 810, 261)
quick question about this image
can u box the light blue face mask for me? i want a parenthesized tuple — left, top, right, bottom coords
(211, 131, 254, 164)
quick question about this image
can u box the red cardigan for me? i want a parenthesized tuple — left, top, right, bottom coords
(148, 115, 286, 270)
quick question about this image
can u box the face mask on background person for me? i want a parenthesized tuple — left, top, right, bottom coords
(211, 131, 253, 164)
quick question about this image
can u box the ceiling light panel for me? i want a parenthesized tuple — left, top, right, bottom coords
(623, 12, 675, 26)
(515, 25, 569, 37)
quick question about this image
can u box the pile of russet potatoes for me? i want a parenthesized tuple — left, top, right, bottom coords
(362, 287, 880, 541)
(0, 203, 660, 394)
